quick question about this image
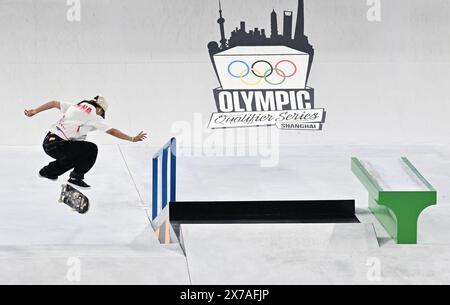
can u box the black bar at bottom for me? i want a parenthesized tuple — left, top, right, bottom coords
(133, 285, 329, 304)
(170, 200, 356, 222)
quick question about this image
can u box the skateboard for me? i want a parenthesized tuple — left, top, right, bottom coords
(59, 184, 90, 214)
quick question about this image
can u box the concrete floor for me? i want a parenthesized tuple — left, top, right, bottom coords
(0, 144, 449, 284)
(0, 145, 189, 285)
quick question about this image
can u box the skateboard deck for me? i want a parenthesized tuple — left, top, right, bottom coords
(59, 184, 90, 214)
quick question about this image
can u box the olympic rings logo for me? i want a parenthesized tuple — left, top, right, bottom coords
(227, 60, 298, 86)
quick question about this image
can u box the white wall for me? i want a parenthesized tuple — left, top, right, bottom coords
(1, 0, 449, 146)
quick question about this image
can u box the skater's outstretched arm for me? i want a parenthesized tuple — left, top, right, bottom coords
(24, 101, 61, 117)
(107, 128, 147, 142)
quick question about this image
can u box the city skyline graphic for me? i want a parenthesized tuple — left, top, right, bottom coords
(208, 0, 315, 84)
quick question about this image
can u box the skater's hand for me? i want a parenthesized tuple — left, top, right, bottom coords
(24, 109, 37, 117)
(132, 131, 147, 142)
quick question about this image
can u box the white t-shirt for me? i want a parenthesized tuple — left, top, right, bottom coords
(50, 102, 110, 141)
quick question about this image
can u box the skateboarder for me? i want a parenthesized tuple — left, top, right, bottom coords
(24, 96, 147, 188)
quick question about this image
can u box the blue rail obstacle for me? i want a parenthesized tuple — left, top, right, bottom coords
(152, 138, 177, 221)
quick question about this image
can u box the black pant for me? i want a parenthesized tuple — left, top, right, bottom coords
(42, 133, 98, 179)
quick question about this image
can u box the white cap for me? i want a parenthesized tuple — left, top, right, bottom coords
(95, 96, 109, 112)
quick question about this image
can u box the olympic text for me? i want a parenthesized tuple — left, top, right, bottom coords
(214, 88, 314, 113)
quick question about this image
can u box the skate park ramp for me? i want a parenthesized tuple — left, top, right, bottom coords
(2, 145, 450, 284)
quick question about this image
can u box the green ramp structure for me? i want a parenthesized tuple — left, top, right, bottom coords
(352, 157, 437, 244)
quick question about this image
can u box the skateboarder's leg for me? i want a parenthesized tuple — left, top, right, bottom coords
(45, 158, 75, 177)
(40, 135, 98, 185)
(69, 141, 98, 180)
(41, 135, 75, 178)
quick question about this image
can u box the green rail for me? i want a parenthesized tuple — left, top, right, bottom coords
(351, 157, 437, 244)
